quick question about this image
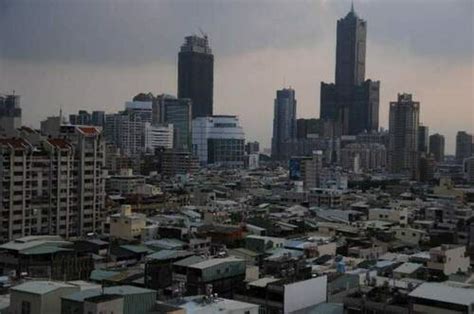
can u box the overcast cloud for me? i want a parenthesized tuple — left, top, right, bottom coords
(0, 0, 473, 152)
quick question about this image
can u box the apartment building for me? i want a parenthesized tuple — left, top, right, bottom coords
(0, 126, 105, 243)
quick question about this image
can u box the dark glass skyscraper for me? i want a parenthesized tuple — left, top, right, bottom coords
(418, 125, 429, 153)
(272, 88, 297, 160)
(178, 35, 214, 119)
(155, 94, 192, 151)
(320, 4, 379, 135)
(335, 4, 366, 95)
(455, 131, 473, 164)
(0, 94, 21, 134)
(429, 133, 445, 163)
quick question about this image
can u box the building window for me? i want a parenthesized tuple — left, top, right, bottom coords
(21, 301, 31, 314)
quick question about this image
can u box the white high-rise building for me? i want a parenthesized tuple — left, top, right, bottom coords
(105, 100, 153, 157)
(192, 115, 245, 168)
(144, 123, 173, 152)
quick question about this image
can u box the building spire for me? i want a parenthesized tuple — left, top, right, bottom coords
(351, 1, 354, 13)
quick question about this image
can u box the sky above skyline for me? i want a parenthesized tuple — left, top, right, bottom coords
(1, 0, 473, 153)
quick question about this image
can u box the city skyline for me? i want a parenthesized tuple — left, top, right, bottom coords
(1, 0, 473, 153)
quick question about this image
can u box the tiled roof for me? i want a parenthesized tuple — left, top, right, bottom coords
(0, 138, 30, 149)
(47, 138, 72, 149)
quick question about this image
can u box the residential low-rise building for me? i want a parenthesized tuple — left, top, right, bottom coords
(10, 281, 79, 314)
(308, 188, 343, 208)
(427, 244, 470, 275)
(110, 205, 147, 241)
(368, 208, 408, 226)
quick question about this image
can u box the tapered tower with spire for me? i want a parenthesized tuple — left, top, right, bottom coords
(320, 2, 380, 135)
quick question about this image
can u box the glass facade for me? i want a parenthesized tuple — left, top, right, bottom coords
(207, 138, 244, 166)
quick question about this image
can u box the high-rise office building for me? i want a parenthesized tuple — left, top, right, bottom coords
(91, 111, 105, 127)
(335, 3, 366, 94)
(155, 94, 192, 151)
(0, 126, 105, 243)
(104, 101, 152, 157)
(320, 5, 379, 135)
(178, 35, 214, 119)
(388, 93, 420, 178)
(69, 110, 105, 127)
(463, 157, 474, 183)
(340, 143, 386, 172)
(418, 125, 429, 153)
(272, 88, 297, 160)
(419, 153, 436, 182)
(455, 131, 473, 164)
(302, 151, 324, 190)
(144, 122, 174, 153)
(296, 118, 322, 139)
(429, 133, 445, 163)
(192, 115, 245, 168)
(0, 94, 21, 135)
(245, 141, 260, 154)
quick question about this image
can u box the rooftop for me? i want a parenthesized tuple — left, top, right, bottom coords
(409, 282, 474, 306)
(178, 296, 257, 313)
(188, 256, 244, 270)
(394, 262, 423, 274)
(63, 285, 156, 302)
(248, 277, 281, 287)
(12, 281, 76, 295)
(0, 236, 71, 252)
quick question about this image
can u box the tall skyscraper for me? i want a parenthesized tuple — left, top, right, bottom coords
(271, 88, 297, 160)
(69, 110, 105, 127)
(320, 5, 379, 135)
(388, 93, 420, 178)
(429, 133, 445, 163)
(455, 131, 473, 164)
(0, 94, 21, 135)
(418, 125, 429, 153)
(178, 35, 214, 119)
(335, 3, 366, 94)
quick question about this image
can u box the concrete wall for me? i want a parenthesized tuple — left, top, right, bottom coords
(10, 286, 79, 314)
(83, 297, 124, 314)
(284, 276, 327, 313)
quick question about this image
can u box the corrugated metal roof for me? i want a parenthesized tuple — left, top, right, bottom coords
(62, 285, 156, 302)
(146, 250, 192, 261)
(21, 245, 72, 255)
(120, 245, 154, 254)
(0, 236, 71, 252)
(173, 255, 206, 267)
(12, 281, 76, 295)
(188, 256, 244, 270)
(393, 262, 423, 274)
(409, 282, 474, 306)
(89, 270, 120, 282)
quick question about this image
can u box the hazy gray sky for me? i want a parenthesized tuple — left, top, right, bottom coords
(1, 0, 473, 153)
